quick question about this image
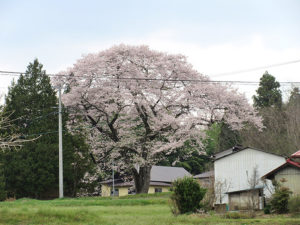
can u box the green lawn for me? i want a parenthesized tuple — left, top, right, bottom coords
(0, 193, 299, 225)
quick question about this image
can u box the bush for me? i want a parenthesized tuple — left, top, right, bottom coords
(270, 181, 292, 214)
(264, 204, 271, 214)
(170, 176, 206, 214)
(288, 196, 300, 216)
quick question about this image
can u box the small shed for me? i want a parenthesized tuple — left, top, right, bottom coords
(194, 170, 214, 187)
(262, 150, 300, 196)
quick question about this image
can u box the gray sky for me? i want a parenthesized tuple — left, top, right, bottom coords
(1, 0, 300, 101)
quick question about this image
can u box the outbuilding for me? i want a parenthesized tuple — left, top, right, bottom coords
(262, 150, 300, 196)
(213, 146, 286, 210)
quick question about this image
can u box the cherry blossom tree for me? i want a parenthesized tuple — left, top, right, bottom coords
(56, 45, 262, 193)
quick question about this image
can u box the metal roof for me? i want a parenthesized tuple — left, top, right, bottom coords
(291, 150, 300, 158)
(213, 146, 285, 161)
(262, 158, 300, 180)
(226, 186, 264, 194)
(194, 170, 214, 179)
(150, 166, 191, 183)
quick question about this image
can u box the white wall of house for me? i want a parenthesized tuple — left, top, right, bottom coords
(214, 148, 285, 204)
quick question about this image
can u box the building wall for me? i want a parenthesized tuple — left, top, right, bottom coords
(229, 190, 260, 210)
(275, 166, 300, 196)
(148, 186, 170, 194)
(101, 185, 129, 197)
(101, 184, 111, 197)
(214, 148, 285, 204)
(196, 177, 213, 188)
(118, 187, 129, 197)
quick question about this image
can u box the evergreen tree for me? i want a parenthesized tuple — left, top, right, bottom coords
(2, 59, 94, 199)
(253, 71, 282, 108)
(0, 164, 6, 201)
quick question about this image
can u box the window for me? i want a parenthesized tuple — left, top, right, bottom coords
(155, 188, 162, 193)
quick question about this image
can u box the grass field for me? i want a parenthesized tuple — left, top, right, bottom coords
(0, 193, 299, 225)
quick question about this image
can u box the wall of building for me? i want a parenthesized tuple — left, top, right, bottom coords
(229, 190, 260, 210)
(101, 184, 111, 197)
(214, 148, 285, 204)
(101, 185, 130, 197)
(148, 186, 170, 194)
(275, 166, 300, 196)
(118, 187, 129, 197)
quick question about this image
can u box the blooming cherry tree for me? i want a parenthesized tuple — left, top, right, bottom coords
(57, 45, 262, 193)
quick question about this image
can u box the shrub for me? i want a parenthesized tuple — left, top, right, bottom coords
(288, 196, 300, 216)
(170, 176, 206, 214)
(264, 204, 271, 214)
(270, 181, 292, 214)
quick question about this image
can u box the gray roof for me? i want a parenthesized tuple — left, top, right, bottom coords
(150, 166, 191, 183)
(150, 181, 172, 187)
(194, 170, 214, 179)
(213, 145, 244, 160)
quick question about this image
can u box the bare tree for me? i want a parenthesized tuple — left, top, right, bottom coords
(0, 111, 38, 151)
(247, 166, 260, 213)
(214, 178, 231, 204)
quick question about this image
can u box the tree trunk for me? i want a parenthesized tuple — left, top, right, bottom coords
(132, 166, 152, 194)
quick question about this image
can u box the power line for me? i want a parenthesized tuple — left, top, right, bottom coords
(0, 59, 299, 85)
(210, 59, 300, 77)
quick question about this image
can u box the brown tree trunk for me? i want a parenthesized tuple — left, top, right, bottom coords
(132, 166, 152, 194)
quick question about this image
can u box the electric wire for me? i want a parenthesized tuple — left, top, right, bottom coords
(0, 58, 300, 86)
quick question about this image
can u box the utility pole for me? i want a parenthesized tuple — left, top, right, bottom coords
(112, 161, 115, 197)
(58, 86, 64, 198)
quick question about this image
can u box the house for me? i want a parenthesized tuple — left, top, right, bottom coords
(100, 165, 191, 197)
(194, 170, 214, 187)
(262, 150, 300, 196)
(213, 146, 286, 210)
(100, 179, 133, 197)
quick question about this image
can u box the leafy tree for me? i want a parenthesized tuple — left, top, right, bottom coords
(157, 140, 210, 175)
(205, 122, 241, 154)
(253, 71, 282, 108)
(288, 87, 300, 106)
(2, 59, 94, 199)
(58, 45, 262, 193)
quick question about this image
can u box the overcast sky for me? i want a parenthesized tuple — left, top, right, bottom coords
(1, 0, 300, 101)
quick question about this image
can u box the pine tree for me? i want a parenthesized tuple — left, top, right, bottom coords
(2, 59, 94, 199)
(253, 71, 282, 108)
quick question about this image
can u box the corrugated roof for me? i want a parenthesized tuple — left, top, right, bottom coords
(194, 170, 214, 179)
(150, 166, 191, 183)
(226, 186, 264, 194)
(213, 145, 244, 160)
(262, 158, 300, 180)
(291, 150, 300, 158)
